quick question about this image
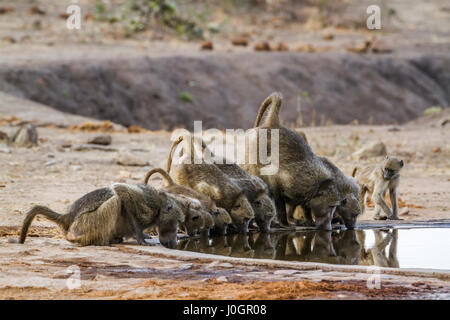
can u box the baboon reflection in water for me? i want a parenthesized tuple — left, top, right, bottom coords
(177, 229, 399, 267)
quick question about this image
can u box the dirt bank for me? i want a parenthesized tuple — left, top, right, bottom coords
(1, 52, 449, 130)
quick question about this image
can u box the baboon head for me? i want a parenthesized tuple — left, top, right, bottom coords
(184, 207, 205, 237)
(157, 192, 184, 248)
(230, 194, 255, 234)
(337, 192, 361, 230)
(309, 179, 340, 231)
(200, 210, 215, 237)
(382, 156, 404, 180)
(253, 193, 276, 233)
(211, 207, 232, 235)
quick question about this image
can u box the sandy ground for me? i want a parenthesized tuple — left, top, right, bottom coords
(0, 94, 449, 299)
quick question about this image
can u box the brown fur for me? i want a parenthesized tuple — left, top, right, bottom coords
(167, 134, 255, 233)
(19, 184, 184, 248)
(244, 92, 340, 231)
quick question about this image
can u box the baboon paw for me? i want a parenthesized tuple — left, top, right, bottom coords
(387, 216, 402, 221)
(374, 215, 388, 221)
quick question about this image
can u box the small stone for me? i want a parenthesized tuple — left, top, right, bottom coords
(352, 142, 387, 159)
(254, 41, 271, 51)
(45, 160, 57, 167)
(231, 37, 248, 46)
(322, 32, 334, 40)
(217, 263, 233, 268)
(116, 151, 149, 167)
(88, 134, 112, 146)
(273, 42, 289, 51)
(433, 147, 441, 153)
(216, 276, 228, 282)
(296, 43, 316, 52)
(274, 269, 299, 275)
(70, 165, 82, 171)
(0, 142, 11, 154)
(399, 207, 410, 216)
(200, 41, 213, 51)
(387, 126, 401, 132)
(12, 124, 38, 147)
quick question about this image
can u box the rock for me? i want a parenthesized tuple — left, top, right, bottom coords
(296, 43, 316, 52)
(399, 207, 410, 216)
(28, 6, 46, 15)
(273, 42, 289, 51)
(73, 144, 117, 152)
(0, 130, 10, 143)
(353, 142, 387, 159)
(433, 146, 441, 153)
(254, 41, 271, 51)
(200, 41, 213, 51)
(322, 32, 334, 40)
(12, 124, 38, 147)
(116, 151, 149, 167)
(274, 270, 300, 275)
(217, 262, 233, 268)
(44, 160, 57, 167)
(216, 276, 228, 282)
(87, 134, 112, 146)
(0, 142, 12, 154)
(231, 37, 248, 46)
(387, 126, 401, 132)
(440, 119, 449, 127)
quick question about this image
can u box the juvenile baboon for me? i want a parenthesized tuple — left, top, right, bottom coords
(319, 157, 361, 229)
(352, 156, 404, 220)
(245, 92, 340, 230)
(167, 135, 255, 234)
(145, 167, 231, 235)
(19, 184, 184, 248)
(216, 163, 276, 233)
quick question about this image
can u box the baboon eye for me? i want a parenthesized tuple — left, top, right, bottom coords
(316, 191, 324, 198)
(254, 200, 261, 207)
(192, 216, 200, 221)
(341, 199, 347, 206)
(166, 203, 173, 211)
(214, 210, 220, 216)
(234, 204, 241, 209)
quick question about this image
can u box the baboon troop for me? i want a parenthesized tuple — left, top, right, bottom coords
(17, 93, 403, 249)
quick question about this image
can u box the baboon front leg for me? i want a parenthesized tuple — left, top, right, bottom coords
(274, 194, 290, 228)
(388, 188, 401, 220)
(303, 207, 315, 227)
(122, 205, 150, 246)
(373, 188, 392, 220)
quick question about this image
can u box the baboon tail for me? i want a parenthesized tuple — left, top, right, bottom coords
(253, 92, 283, 128)
(19, 206, 68, 244)
(351, 167, 358, 177)
(167, 136, 184, 173)
(144, 168, 175, 186)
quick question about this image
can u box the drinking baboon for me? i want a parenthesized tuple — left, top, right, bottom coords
(167, 134, 255, 234)
(352, 156, 404, 220)
(216, 163, 276, 233)
(145, 167, 231, 235)
(19, 183, 184, 248)
(244, 92, 340, 230)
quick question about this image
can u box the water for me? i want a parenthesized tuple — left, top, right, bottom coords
(176, 228, 450, 270)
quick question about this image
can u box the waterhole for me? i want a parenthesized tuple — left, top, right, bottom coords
(176, 228, 450, 270)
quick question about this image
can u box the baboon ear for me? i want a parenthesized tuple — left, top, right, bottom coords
(400, 160, 404, 167)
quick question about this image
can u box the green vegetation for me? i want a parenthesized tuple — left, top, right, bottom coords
(423, 106, 442, 116)
(179, 91, 194, 103)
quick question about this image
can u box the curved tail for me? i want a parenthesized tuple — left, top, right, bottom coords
(19, 206, 68, 244)
(144, 168, 175, 186)
(253, 92, 283, 128)
(167, 136, 184, 173)
(351, 167, 358, 177)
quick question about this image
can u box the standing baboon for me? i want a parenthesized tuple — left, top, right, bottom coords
(352, 156, 404, 220)
(145, 167, 231, 236)
(319, 157, 361, 229)
(244, 92, 340, 231)
(167, 135, 255, 234)
(19, 183, 184, 248)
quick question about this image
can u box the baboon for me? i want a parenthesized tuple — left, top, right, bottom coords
(19, 183, 184, 248)
(167, 135, 255, 234)
(167, 193, 205, 237)
(319, 157, 361, 229)
(216, 163, 276, 233)
(145, 167, 231, 235)
(245, 92, 340, 230)
(352, 156, 404, 220)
